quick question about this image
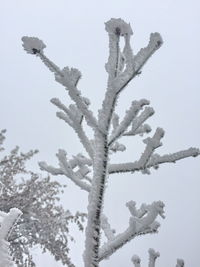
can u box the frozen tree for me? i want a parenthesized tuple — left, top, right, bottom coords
(0, 130, 86, 266)
(22, 18, 199, 267)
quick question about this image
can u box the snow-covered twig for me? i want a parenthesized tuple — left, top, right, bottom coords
(105, 18, 133, 81)
(131, 249, 183, 267)
(57, 150, 91, 192)
(148, 248, 160, 267)
(99, 201, 164, 261)
(51, 98, 94, 159)
(124, 124, 151, 136)
(108, 99, 150, 146)
(39, 152, 92, 192)
(21, 37, 99, 131)
(126, 201, 147, 218)
(113, 32, 163, 95)
(38, 161, 64, 175)
(109, 127, 164, 175)
(124, 107, 154, 136)
(101, 214, 115, 241)
(109, 147, 200, 174)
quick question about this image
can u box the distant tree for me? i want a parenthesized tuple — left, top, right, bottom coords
(22, 18, 199, 266)
(0, 130, 86, 267)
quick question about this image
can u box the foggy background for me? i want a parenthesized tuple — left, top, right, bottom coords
(1, 0, 200, 266)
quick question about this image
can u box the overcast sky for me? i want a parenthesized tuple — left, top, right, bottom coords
(1, 0, 200, 266)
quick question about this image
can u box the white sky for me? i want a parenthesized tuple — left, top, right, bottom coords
(1, 0, 200, 266)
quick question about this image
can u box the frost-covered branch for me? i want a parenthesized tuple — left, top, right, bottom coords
(126, 201, 147, 218)
(123, 106, 154, 137)
(109, 147, 200, 174)
(101, 214, 115, 241)
(38, 161, 64, 175)
(105, 18, 133, 81)
(113, 32, 163, 94)
(108, 99, 150, 146)
(39, 153, 92, 182)
(148, 248, 160, 267)
(22, 37, 99, 131)
(51, 150, 91, 192)
(39, 156, 92, 193)
(51, 98, 94, 159)
(109, 127, 164, 175)
(99, 201, 164, 261)
(124, 124, 151, 136)
(131, 249, 184, 267)
(137, 128, 165, 168)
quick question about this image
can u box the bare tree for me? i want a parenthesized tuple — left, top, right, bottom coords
(22, 18, 199, 267)
(0, 130, 86, 266)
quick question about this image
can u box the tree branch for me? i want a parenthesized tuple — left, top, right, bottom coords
(39, 152, 92, 193)
(51, 98, 94, 159)
(108, 99, 150, 146)
(109, 147, 200, 174)
(101, 214, 115, 241)
(112, 32, 163, 95)
(131, 249, 184, 267)
(99, 201, 164, 262)
(21, 36, 99, 131)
